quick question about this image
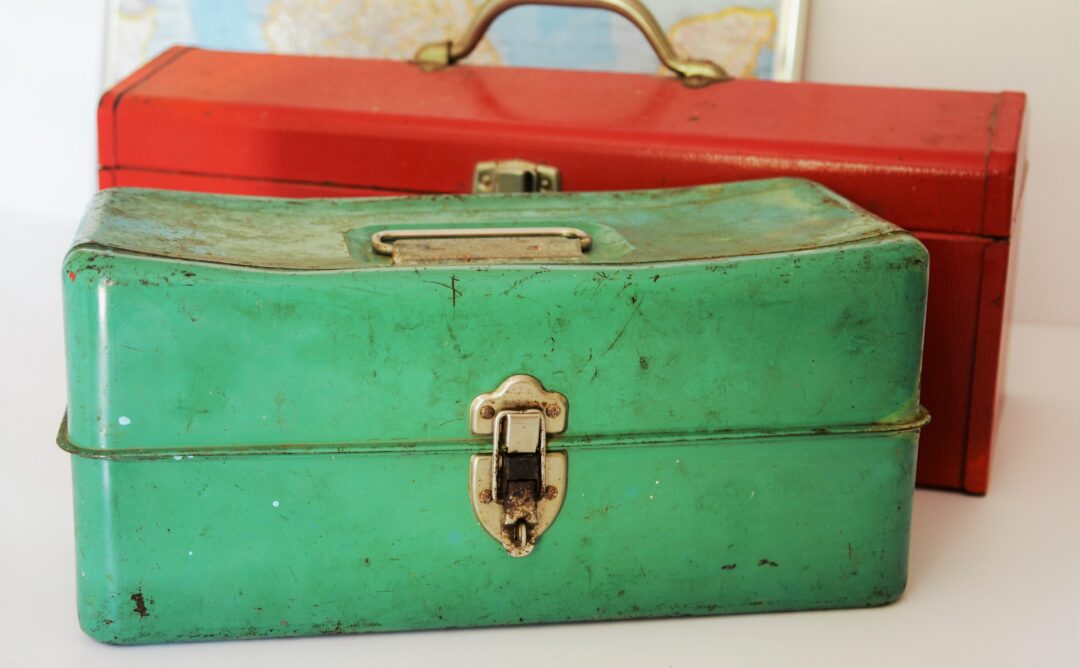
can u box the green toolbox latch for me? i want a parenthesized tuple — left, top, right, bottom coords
(468, 375, 568, 557)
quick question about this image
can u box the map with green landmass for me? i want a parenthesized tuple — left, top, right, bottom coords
(106, 0, 796, 87)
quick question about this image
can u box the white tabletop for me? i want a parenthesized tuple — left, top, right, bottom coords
(1, 212, 1077, 668)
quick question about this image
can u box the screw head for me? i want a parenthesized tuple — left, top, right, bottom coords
(479, 405, 496, 419)
(544, 404, 561, 419)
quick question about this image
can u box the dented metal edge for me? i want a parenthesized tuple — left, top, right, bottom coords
(55, 408, 929, 461)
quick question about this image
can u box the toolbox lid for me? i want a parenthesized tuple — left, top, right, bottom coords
(73, 178, 902, 271)
(61, 178, 928, 458)
(100, 47, 1025, 238)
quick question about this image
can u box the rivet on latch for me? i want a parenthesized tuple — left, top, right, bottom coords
(468, 375, 568, 557)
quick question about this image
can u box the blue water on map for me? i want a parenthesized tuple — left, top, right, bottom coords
(188, 0, 273, 51)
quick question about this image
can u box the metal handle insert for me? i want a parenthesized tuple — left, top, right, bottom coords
(371, 227, 592, 256)
(413, 0, 731, 86)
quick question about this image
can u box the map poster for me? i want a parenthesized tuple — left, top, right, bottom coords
(104, 0, 808, 89)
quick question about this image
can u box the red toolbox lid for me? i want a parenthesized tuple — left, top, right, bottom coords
(100, 46, 1025, 238)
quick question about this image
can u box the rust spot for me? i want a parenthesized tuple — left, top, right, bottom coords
(67, 271, 76, 282)
(479, 489, 493, 504)
(818, 195, 849, 210)
(103, 619, 114, 625)
(543, 485, 559, 500)
(757, 559, 779, 567)
(280, 619, 289, 626)
(638, 356, 649, 370)
(131, 593, 149, 617)
(721, 563, 737, 570)
(651, 274, 660, 282)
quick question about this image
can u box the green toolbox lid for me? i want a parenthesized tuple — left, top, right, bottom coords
(61, 178, 928, 457)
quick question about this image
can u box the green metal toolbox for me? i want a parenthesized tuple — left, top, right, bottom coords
(60, 177, 929, 644)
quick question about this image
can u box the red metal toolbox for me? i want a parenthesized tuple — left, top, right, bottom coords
(97, 44, 1026, 494)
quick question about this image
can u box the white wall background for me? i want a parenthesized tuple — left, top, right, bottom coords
(804, 0, 1080, 326)
(0, 0, 1076, 324)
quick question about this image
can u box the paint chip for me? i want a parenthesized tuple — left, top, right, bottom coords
(118, 416, 131, 426)
(173, 455, 183, 461)
(272, 500, 280, 508)
(188, 550, 193, 556)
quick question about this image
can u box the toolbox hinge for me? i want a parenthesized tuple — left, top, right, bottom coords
(473, 160, 562, 194)
(469, 375, 568, 557)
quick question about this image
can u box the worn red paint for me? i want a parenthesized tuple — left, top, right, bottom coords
(68, 271, 76, 282)
(96, 47, 1027, 494)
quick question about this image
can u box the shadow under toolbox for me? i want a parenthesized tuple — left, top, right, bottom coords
(60, 178, 928, 643)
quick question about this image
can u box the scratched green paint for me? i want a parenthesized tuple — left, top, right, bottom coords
(61, 179, 928, 643)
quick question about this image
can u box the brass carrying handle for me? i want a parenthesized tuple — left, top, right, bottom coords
(414, 0, 731, 86)
(371, 227, 593, 255)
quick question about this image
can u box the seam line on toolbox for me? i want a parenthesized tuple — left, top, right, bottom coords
(56, 409, 929, 460)
(956, 229, 994, 490)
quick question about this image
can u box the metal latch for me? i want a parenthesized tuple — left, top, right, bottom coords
(473, 160, 562, 194)
(469, 375, 568, 557)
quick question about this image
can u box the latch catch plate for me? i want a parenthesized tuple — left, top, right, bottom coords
(473, 160, 562, 194)
(470, 374, 567, 435)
